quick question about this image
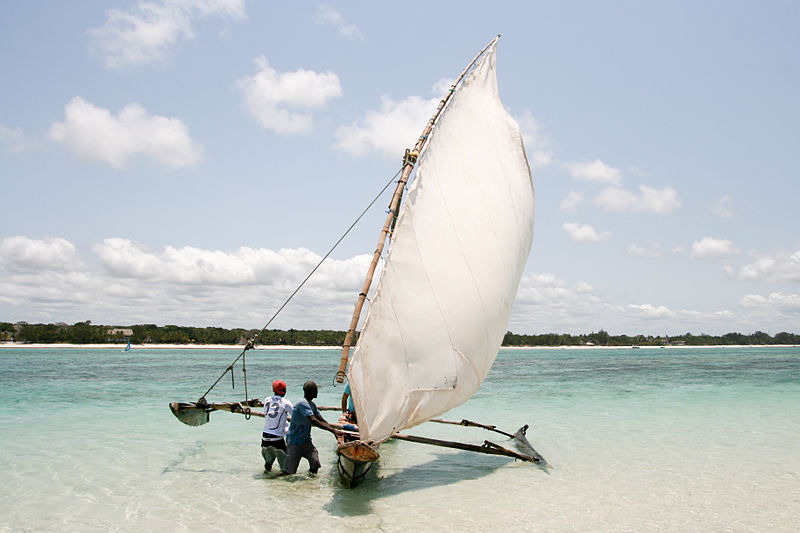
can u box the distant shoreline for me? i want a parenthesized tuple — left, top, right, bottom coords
(0, 342, 336, 350)
(1, 342, 797, 350)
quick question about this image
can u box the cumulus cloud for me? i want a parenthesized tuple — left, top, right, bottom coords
(0, 236, 377, 330)
(726, 250, 800, 283)
(594, 185, 681, 214)
(507, 267, 791, 335)
(0, 236, 82, 271)
(334, 94, 438, 159)
(628, 303, 675, 319)
(741, 292, 800, 312)
(559, 191, 583, 211)
(236, 57, 343, 135)
(562, 222, 611, 243)
(48, 97, 203, 169)
(514, 272, 598, 309)
(4, 235, 797, 334)
(691, 236, 738, 259)
(515, 110, 554, 170)
(563, 159, 621, 185)
(713, 195, 733, 218)
(510, 272, 613, 333)
(90, 0, 246, 69)
(93, 238, 370, 290)
(313, 5, 364, 39)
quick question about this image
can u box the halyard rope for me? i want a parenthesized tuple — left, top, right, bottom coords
(197, 167, 405, 402)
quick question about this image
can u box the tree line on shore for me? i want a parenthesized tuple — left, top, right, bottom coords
(2, 321, 798, 347)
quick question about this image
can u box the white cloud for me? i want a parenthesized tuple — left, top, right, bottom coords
(527, 272, 567, 288)
(740, 294, 768, 307)
(91, 0, 246, 69)
(236, 57, 343, 135)
(728, 250, 800, 283)
(594, 185, 681, 214)
(628, 243, 663, 259)
(562, 222, 611, 243)
(313, 5, 364, 39)
(92, 238, 370, 290)
(563, 159, 621, 185)
(507, 267, 796, 335)
(514, 273, 598, 308)
(559, 191, 583, 211)
(516, 110, 554, 170)
(3, 236, 797, 335)
(741, 292, 800, 312)
(0, 236, 82, 271)
(0, 237, 374, 330)
(0, 124, 43, 153)
(334, 94, 438, 159)
(691, 236, 737, 259)
(628, 166, 647, 177)
(0, 125, 23, 143)
(713, 195, 733, 218)
(48, 97, 203, 169)
(629, 303, 675, 319)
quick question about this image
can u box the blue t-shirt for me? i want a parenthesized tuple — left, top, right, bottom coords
(286, 398, 320, 445)
(344, 383, 354, 411)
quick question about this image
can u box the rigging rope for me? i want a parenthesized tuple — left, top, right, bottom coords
(196, 166, 406, 403)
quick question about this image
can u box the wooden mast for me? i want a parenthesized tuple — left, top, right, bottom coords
(336, 35, 501, 383)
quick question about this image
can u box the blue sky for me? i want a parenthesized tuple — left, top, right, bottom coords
(1, 1, 798, 336)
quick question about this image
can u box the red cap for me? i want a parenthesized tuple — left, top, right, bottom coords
(272, 379, 286, 395)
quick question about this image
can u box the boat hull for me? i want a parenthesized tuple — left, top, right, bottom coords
(335, 440, 379, 488)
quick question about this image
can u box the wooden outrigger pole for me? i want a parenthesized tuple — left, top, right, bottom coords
(335, 35, 501, 383)
(390, 433, 541, 463)
(330, 424, 544, 464)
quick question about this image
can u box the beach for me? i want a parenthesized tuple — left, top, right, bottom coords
(0, 342, 339, 350)
(1, 345, 798, 532)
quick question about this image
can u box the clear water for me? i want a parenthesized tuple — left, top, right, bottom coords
(1, 346, 798, 532)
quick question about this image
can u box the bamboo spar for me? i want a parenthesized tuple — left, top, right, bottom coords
(335, 35, 502, 383)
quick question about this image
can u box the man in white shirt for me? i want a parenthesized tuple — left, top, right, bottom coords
(261, 379, 293, 473)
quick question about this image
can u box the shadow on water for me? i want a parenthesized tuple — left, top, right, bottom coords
(162, 440, 207, 474)
(323, 449, 540, 517)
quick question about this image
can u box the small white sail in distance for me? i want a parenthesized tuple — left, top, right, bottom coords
(347, 41, 535, 444)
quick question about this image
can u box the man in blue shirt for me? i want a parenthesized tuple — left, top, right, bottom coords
(282, 380, 341, 475)
(341, 382, 357, 423)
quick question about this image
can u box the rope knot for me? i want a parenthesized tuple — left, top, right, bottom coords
(403, 148, 418, 166)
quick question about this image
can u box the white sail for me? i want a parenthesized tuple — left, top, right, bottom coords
(347, 42, 535, 444)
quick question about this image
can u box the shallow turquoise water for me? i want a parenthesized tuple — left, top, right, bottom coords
(1, 346, 798, 532)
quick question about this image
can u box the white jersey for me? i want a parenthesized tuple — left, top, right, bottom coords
(262, 395, 293, 437)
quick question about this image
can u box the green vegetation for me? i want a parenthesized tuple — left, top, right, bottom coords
(502, 329, 800, 346)
(1, 321, 351, 346)
(1, 322, 798, 346)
